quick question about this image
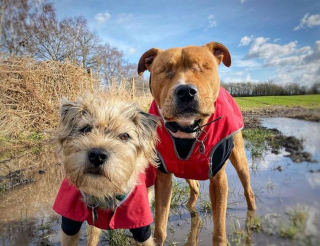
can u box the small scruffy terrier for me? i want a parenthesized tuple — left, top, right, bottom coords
(52, 93, 159, 246)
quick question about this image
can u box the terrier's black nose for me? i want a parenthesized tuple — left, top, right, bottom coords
(175, 84, 198, 102)
(88, 148, 108, 167)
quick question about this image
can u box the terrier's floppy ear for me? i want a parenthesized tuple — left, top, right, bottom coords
(137, 48, 163, 76)
(60, 97, 75, 122)
(57, 98, 82, 143)
(134, 111, 159, 165)
(204, 42, 231, 67)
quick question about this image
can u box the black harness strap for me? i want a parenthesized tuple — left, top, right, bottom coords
(165, 116, 223, 134)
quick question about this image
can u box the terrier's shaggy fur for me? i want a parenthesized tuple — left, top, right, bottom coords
(53, 93, 159, 246)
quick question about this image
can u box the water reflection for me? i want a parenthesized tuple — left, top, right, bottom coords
(261, 118, 320, 161)
(0, 146, 63, 245)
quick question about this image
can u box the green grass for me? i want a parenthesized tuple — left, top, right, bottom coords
(102, 229, 133, 246)
(235, 94, 320, 111)
(242, 128, 278, 162)
(170, 180, 190, 209)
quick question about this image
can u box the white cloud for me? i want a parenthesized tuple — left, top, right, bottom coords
(294, 13, 320, 31)
(274, 38, 281, 42)
(303, 40, 320, 63)
(245, 37, 309, 59)
(240, 0, 247, 3)
(128, 47, 137, 55)
(204, 15, 217, 31)
(234, 59, 261, 68)
(95, 11, 111, 24)
(221, 70, 259, 83)
(241, 37, 320, 86)
(239, 35, 254, 46)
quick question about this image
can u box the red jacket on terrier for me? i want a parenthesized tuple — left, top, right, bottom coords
(53, 172, 153, 230)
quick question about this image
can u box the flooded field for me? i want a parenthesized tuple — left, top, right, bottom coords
(0, 117, 319, 245)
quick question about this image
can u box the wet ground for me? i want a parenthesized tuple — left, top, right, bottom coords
(0, 117, 320, 245)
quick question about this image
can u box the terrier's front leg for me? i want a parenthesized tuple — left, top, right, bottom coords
(135, 235, 155, 246)
(87, 225, 101, 246)
(61, 230, 80, 246)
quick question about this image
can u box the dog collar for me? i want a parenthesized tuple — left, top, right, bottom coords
(165, 116, 224, 134)
(165, 120, 201, 133)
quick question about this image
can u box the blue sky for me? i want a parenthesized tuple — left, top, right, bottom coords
(51, 0, 320, 86)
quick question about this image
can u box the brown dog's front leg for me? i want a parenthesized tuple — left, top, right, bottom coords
(61, 230, 80, 246)
(154, 170, 173, 246)
(210, 165, 228, 246)
(229, 131, 256, 211)
(185, 179, 200, 210)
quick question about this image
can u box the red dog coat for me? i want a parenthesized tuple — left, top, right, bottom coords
(53, 172, 153, 230)
(148, 87, 243, 180)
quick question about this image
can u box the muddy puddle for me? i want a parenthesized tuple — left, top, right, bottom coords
(0, 117, 320, 245)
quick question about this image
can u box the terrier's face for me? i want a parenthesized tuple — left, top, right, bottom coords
(55, 93, 158, 198)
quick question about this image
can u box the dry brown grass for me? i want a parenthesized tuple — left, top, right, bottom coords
(0, 56, 153, 144)
(0, 56, 99, 138)
(104, 82, 153, 112)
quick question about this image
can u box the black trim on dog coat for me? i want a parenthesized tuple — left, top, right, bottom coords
(61, 216, 83, 236)
(157, 136, 234, 176)
(61, 216, 151, 243)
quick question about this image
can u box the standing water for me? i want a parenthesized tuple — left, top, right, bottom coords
(0, 118, 319, 245)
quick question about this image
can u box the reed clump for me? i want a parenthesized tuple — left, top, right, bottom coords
(0, 56, 98, 138)
(0, 56, 153, 143)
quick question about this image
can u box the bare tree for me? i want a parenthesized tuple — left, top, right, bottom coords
(0, 0, 32, 56)
(92, 44, 136, 86)
(27, 3, 72, 61)
(70, 17, 101, 68)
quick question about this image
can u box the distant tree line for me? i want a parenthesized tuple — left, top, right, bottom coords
(221, 81, 320, 97)
(0, 0, 146, 87)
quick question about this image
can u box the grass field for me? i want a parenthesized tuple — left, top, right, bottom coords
(234, 94, 320, 111)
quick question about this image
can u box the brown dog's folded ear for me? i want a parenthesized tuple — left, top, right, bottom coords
(134, 111, 160, 166)
(137, 48, 162, 76)
(204, 42, 231, 67)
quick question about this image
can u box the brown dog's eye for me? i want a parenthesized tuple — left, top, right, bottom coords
(166, 70, 175, 78)
(191, 64, 201, 72)
(80, 125, 92, 134)
(118, 133, 130, 141)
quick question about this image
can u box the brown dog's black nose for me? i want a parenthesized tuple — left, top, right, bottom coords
(88, 148, 108, 167)
(175, 84, 198, 102)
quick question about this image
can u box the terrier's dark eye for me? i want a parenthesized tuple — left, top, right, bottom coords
(118, 133, 130, 141)
(80, 126, 92, 134)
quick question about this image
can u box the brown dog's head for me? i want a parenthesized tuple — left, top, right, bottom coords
(138, 42, 231, 126)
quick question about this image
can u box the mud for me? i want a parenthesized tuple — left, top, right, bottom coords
(243, 106, 320, 124)
(266, 129, 316, 163)
(243, 107, 319, 164)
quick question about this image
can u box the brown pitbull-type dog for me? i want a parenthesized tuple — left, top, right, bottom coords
(137, 42, 256, 246)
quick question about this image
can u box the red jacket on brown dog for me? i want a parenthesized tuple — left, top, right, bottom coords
(149, 87, 243, 180)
